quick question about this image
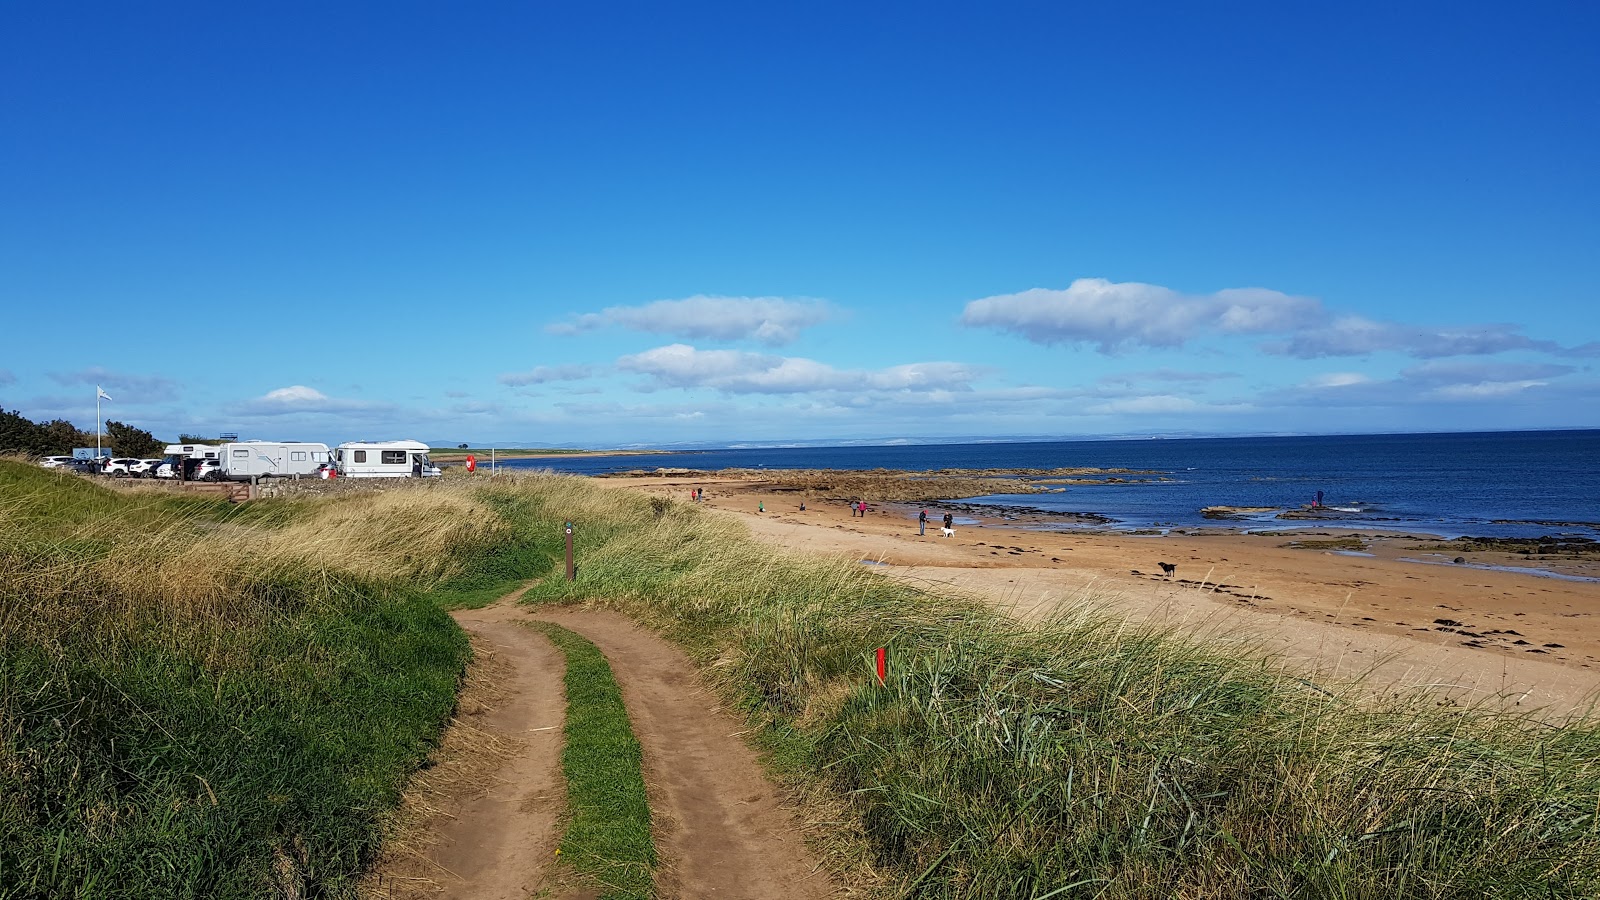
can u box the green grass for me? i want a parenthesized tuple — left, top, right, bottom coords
(0, 461, 511, 898)
(13, 462, 1600, 898)
(424, 489, 565, 609)
(532, 622, 656, 900)
(510, 472, 1600, 899)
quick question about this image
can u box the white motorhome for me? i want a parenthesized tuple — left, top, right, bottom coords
(160, 442, 223, 480)
(163, 443, 223, 461)
(332, 440, 441, 478)
(219, 441, 331, 481)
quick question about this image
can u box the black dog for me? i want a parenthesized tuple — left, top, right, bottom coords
(1157, 562, 1177, 577)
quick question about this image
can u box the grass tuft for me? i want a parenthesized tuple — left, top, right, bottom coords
(532, 622, 656, 900)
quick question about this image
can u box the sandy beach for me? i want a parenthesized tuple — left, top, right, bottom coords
(608, 474, 1600, 716)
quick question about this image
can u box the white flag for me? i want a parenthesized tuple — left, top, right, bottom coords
(97, 386, 112, 401)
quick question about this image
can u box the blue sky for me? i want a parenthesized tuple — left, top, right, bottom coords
(3, 2, 1596, 448)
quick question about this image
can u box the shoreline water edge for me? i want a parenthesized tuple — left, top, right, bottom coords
(482, 429, 1600, 543)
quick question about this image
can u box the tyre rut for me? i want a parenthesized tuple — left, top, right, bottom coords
(535, 607, 841, 900)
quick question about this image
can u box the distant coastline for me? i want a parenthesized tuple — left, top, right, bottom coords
(482, 430, 1600, 542)
(428, 447, 672, 463)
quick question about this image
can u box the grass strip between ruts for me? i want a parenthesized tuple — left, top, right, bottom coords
(531, 622, 656, 900)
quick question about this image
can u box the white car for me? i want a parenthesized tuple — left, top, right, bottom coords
(193, 459, 225, 481)
(39, 456, 76, 468)
(153, 462, 177, 479)
(102, 458, 143, 478)
(128, 459, 164, 478)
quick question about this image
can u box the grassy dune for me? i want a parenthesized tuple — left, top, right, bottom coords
(0, 462, 555, 898)
(519, 473, 1600, 898)
(7, 464, 1600, 897)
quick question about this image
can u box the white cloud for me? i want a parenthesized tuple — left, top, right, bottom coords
(547, 295, 833, 346)
(616, 344, 984, 395)
(1431, 380, 1546, 398)
(262, 385, 328, 404)
(1303, 372, 1372, 388)
(1399, 360, 1573, 384)
(963, 278, 1588, 362)
(960, 278, 1323, 352)
(239, 385, 393, 418)
(1269, 318, 1560, 359)
(1268, 359, 1577, 410)
(498, 365, 594, 386)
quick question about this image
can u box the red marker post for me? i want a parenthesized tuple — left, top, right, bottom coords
(875, 647, 887, 684)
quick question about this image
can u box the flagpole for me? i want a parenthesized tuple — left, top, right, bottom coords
(96, 387, 102, 459)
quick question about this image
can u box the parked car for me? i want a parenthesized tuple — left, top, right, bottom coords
(128, 458, 164, 478)
(193, 459, 225, 482)
(62, 459, 102, 475)
(39, 456, 76, 468)
(152, 462, 177, 479)
(102, 457, 143, 478)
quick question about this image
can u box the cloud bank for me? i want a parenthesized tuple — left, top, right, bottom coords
(616, 344, 984, 394)
(548, 295, 833, 346)
(960, 279, 1322, 352)
(962, 278, 1581, 361)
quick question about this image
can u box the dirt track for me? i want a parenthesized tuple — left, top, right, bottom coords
(368, 594, 839, 899)
(366, 601, 568, 899)
(538, 607, 839, 899)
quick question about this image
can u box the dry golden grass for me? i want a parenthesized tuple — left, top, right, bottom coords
(0, 471, 510, 654)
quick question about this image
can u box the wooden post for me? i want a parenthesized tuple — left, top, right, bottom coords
(565, 521, 575, 581)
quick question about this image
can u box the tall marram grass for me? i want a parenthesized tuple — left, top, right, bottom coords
(12, 461, 1599, 897)
(0, 462, 555, 898)
(517, 472, 1600, 898)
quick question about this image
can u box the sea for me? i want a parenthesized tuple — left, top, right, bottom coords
(487, 430, 1600, 540)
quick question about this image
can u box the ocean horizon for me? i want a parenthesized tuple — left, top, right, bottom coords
(489, 429, 1600, 541)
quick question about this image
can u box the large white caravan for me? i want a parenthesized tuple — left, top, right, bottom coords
(218, 441, 331, 481)
(332, 440, 441, 478)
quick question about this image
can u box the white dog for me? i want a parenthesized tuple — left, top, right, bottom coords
(940, 526, 955, 538)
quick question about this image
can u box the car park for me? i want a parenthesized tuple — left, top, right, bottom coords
(39, 456, 75, 468)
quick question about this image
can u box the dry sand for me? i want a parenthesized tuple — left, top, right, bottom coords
(612, 475, 1600, 717)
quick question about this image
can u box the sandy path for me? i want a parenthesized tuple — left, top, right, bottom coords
(536, 607, 841, 900)
(366, 599, 569, 899)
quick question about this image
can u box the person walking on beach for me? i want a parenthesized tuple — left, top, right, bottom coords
(758, 501, 764, 514)
(918, 509, 927, 535)
(942, 512, 954, 535)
